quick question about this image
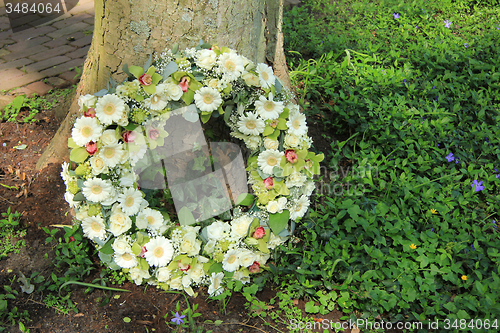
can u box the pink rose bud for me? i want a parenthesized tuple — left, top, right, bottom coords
(84, 108, 96, 118)
(253, 226, 266, 239)
(138, 73, 153, 86)
(285, 149, 298, 164)
(148, 128, 160, 140)
(249, 261, 261, 274)
(140, 246, 147, 258)
(86, 141, 98, 155)
(263, 177, 274, 190)
(179, 76, 190, 92)
(122, 130, 137, 143)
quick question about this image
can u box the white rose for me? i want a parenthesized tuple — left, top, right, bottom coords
(204, 239, 216, 254)
(156, 267, 171, 282)
(188, 263, 206, 284)
(268, 232, 286, 250)
(284, 133, 301, 148)
(112, 237, 131, 254)
(90, 155, 108, 175)
(108, 209, 132, 236)
(239, 250, 256, 267)
(179, 232, 201, 256)
(206, 78, 220, 90)
(242, 71, 260, 86)
(231, 215, 252, 238)
(100, 129, 119, 146)
(101, 187, 118, 206)
(256, 252, 270, 265)
(286, 172, 307, 188)
(129, 267, 150, 285)
(75, 207, 89, 221)
(196, 49, 217, 70)
(266, 200, 280, 214)
(264, 138, 279, 150)
(206, 221, 230, 240)
(278, 197, 287, 210)
(78, 94, 97, 109)
(170, 276, 183, 290)
(165, 83, 183, 101)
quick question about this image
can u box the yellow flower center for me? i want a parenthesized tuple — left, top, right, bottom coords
(264, 101, 275, 112)
(125, 197, 134, 207)
(151, 95, 161, 104)
(225, 60, 235, 71)
(82, 126, 92, 137)
(91, 185, 102, 195)
(267, 156, 277, 166)
(293, 119, 301, 129)
(104, 147, 115, 159)
(227, 255, 237, 264)
(153, 247, 164, 258)
(147, 216, 155, 225)
(246, 120, 256, 129)
(91, 221, 101, 232)
(122, 253, 132, 261)
(203, 94, 214, 104)
(261, 71, 269, 81)
(104, 103, 116, 115)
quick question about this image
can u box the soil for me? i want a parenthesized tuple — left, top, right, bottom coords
(0, 92, 354, 333)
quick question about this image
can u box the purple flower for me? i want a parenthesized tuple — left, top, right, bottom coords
(403, 79, 407, 83)
(471, 180, 485, 192)
(432, 85, 435, 89)
(435, 96, 439, 102)
(455, 159, 459, 164)
(444, 20, 451, 28)
(416, 25, 419, 29)
(431, 228, 434, 232)
(393, 13, 400, 19)
(471, 244, 475, 251)
(445, 153, 455, 162)
(437, 143, 440, 147)
(494, 220, 498, 230)
(171, 312, 186, 325)
(464, 43, 468, 48)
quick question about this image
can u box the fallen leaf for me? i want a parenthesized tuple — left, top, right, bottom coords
(13, 144, 27, 150)
(74, 313, 84, 317)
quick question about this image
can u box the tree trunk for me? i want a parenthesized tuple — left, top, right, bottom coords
(36, 0, 290, 170)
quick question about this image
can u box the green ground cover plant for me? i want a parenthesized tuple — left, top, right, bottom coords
(281, 0, 500, 330)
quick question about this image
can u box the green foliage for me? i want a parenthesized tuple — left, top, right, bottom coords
(281, 0, 500, 329)
(0, 208, 26, 259)
(0, 278, 29, 331)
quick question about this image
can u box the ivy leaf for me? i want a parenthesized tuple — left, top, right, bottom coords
(268, 210, 290, 235)
(179, 206, 196, 225)
(235, 193, 255, 206)
(70, 147, 89, 163)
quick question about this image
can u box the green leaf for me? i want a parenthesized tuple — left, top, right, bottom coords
(305, 301, 320, 313)
(143, 84, 156, 95)
(70, 147, 89, 163)
(277, 118, 288, 130)
(179, 206, 196, 225)
(68, 137, 79, 148)
(162, 61, 179, 79)
(182, 89, 195, 105)
(235, 193, 255, 206)
(99, 238, 114, 254)
(128, 65, 143, 78)
(123, 317, 131, 323)
(268, 210, 290, 235)
(200, 112, 212, 124)
(263, 126, 275, 136)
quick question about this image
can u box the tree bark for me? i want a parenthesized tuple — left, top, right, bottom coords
(36, 0, 290, 170)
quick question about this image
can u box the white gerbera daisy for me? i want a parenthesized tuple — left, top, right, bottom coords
(290, 195, 310, 220)
(222, 249, 241, 272)
(98, 143, 125, 168)
(257, 149, 284, 175)
(114, 251, 138, 269)
(218, 51, 244, 81)
(81, 216, 107, 240)
(60, 162, 71, 184)
(136, 208, 164, 230)
(95, 94, 127, 125)
(254, 93, 284, 120)
(71, 116, 103, 147)
(117, 187, 143, 216)
(287, 112, 307, 136)
(208, 272, 224, 296)
(194, 87, 222, 112)
(144, 236, 174, 267)
(237, 112, 265, 136)
(82, 178, 113, 203)
(144, 84, 168, 111)
(256, 63, 276, 89)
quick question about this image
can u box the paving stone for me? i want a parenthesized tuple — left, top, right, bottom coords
(10, 86, 36, 97)
(0, 30, 14, 40)
(52, 13, 92, 29)
(0, 72, 44, 91)
(28, 12, 72, 29)
(0, 39, 15, 48)
(6, 36, 51, 52)
(10, 25, 57, 42)
(39, 57, 85, 77)
(28, 45, 76, 62)
(24, 55, 72, 73)
(46, 76, 70, 88)
(0, 49, 10, 57)
(2, 45, 49, 61)
(58, 70, 80, 84)
(70, 34, 92, 47)
(83, 17, 95, 25)
(25, 81, 53, 96)
(0, 68, 25, 80)
(47, 21, 90, 39)
(0, 58, 34, 71)
(42, 31, 85, 48)
(0, 95, 16, 112)
(66, 45, 90, 59)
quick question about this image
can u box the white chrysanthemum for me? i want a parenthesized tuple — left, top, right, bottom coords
(264, 138, 279, 150)
(287, 112, 307, 136)
(196, 49, 217, 70)
(60, 162, 71, 184)
(114, 251, 138, 269)
(81, 216, 107, 240)
(244, 135, 261, 150)
(144, 84, 168, 111)
(99, 143, 125, 168)
(156, 267, 171, 282)
(222, 249, 241, 272)
(208, 272, 224, 296)
(194, 87, 222, 112)
(165, 82, 183, 101)
(95, 94, 127, 125)
(136, 208, 164, 230)
(218, 52, 244, 81)
(239, 250, 257, 268)
(206, 221, 231, 240)
(112, 237, 132, 254)
(129, 267, 150, 285)
(82, 178, 113, 203)
(89, 155, 108, 175)
(231, 215, 253, 238)
(237, 113, 265, 136)
(284, 133, 301, 148)
(256, 63, 276, 89)
(303, 180, 316, 196)
(108, 205, 132, 236)
(254, 93, 284, 120)
(286, 171, 307, 188)
(290, 195, 310, 220)
(257, 149, 284, 175)
(179, 231, 201, 257)
(71, 116, 103, 147)
(117, 187, 143, 216)
(78, 94, 97, 109)
(144, 236, 174, 267)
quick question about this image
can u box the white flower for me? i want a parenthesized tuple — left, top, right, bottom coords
(90, 155, 108, 175)
(208, 272, 224, 296)
(232, 269, 250, 284)
(242, 71, 260, 86)
(218, 51, 244, 81)
(64, 192, 79, 209)
(98, 143, 125, 168)
(266, 200, 281, 214)
(95, 94, 127, 125)
(222, 249, 241, 272)
(231, 215, 253, 238)
(119, 171, 137, 187)
(239, 250, 257, 268)
(75, 207, 89, 221)
(81, 216, 107, 240)
(287, 112, 307, 136)
(268, 232, 286, 250)
(256, 63, 276, 89)
(170, 276, 183, 290)
(264, 138, 279, 150)
(204, 239, 216, 254)
(290, 195, 310, 220)
(112, 237, 132, 254)
(237, 112, 265, 136)
(284, 133, 301, 148)
(156, 267, 171, 282)
(136, 208, 164, 230)
(188, 263, 205, 284)
(82, 178, 113, 203)
(194, 87, 222, 112)
(244, 135, 261, 150)
(257, 149, 284, 175)
(117, 187, 143, 216)
(114, 251, 138, 269)
(100, 129, 119, 146)
(144, 236, 174, 267)
(206, 221, 231, 241)
(179, 231, 202, 257)
(78, 94, 97, 109)
(165, 82, 183, 101)
(126, 142, 148, 166)
(303, 180, 316, 196)
(144, 84, 168, 111)
(286, 171, 307, 188)
(254, 93, 284, 120)
(60, 162, 71, 184)
(101, 186, 118, 206)
(108, 205, 132, 236)
(129, 267, 150, 285)
(196, 49, 217, 70)
(71, 116, 103, 147)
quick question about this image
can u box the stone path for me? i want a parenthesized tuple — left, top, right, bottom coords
(0, 0, 94, 97)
